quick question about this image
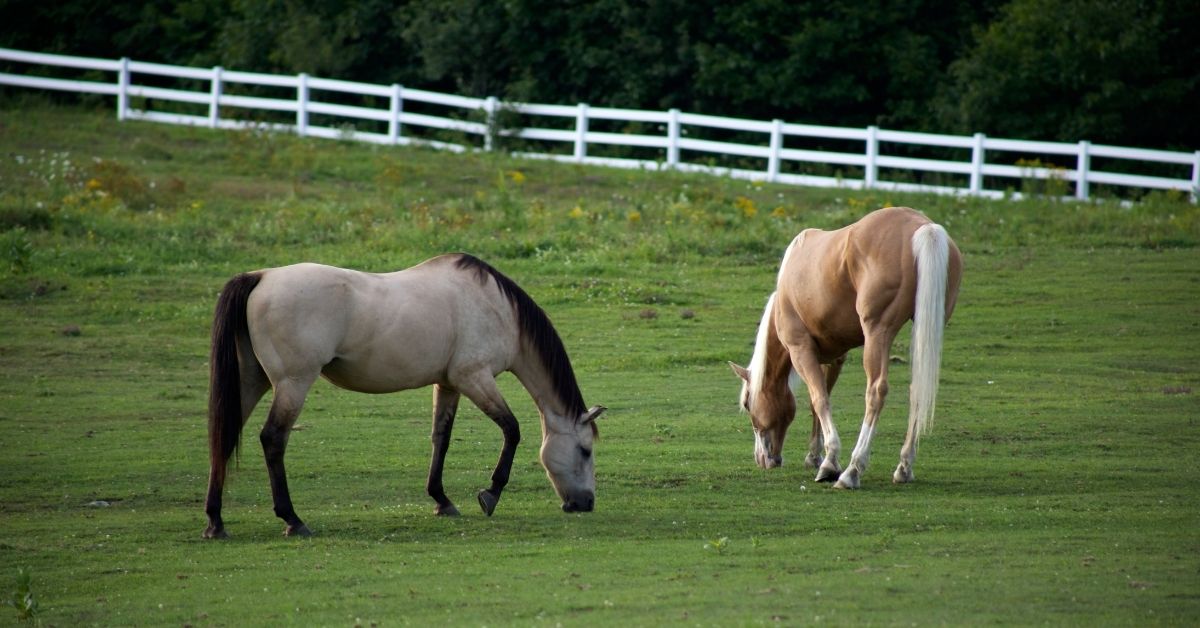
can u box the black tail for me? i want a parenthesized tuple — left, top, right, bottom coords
(208, 272, 262, 478)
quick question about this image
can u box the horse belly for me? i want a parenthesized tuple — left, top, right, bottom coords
(320, 359, 437, 394)
(321, 324, 453, 394)
(792, 283, 864, 362)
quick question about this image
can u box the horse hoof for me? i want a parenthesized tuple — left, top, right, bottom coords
(814, 465, 841, 483)
(833, 468, 860, 489)
(803, 453, 823, 470)
(202, 526, 229, 540)
(435, 503, 461, 517)
(893, 466, 914, 484)
(477, 490, 499, 517)
(284, 523, 312, 537)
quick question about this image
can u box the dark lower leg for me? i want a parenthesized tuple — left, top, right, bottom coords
(203, 467, 227, 539)
(427, 385, 460, 515)
(261, 422, 309, 536)
(478, 412, 520, 516)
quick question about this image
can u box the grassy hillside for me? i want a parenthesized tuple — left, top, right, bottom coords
(1, 104, 1198, 625)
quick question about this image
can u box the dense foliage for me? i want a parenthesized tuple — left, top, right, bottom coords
(1, 0, 1197, 149)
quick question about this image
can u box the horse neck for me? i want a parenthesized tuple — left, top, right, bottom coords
(748, 297, 794, 410)
(758, 333, 794, 396)
(511, 347, 576, 432)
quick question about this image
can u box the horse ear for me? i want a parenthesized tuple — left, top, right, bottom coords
(728, 361, 750, 382)
(581, 405, 606, 423)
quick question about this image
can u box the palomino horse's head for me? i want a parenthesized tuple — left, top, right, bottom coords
(729, 291, 798, 469)
(540, 405, 605, 512)
(730, 362, 796, 469)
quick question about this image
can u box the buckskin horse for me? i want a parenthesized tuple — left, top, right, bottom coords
(730, 207, 962, 488)
(204, 253, 604, 538)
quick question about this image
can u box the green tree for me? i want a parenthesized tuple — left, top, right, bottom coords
(216, 0, 418, 83)
(937, 0, 1200, 148)
(0, 0, 229, 66)
(2, 0, 1193, 149)
(687, 1, 999, 127)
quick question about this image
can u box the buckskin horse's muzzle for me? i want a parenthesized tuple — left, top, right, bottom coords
(562, 491, 595, 513)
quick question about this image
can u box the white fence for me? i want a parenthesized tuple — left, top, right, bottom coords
(2, 47, 1197, 201)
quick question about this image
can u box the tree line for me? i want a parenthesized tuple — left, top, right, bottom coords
(2, 0, 1196, 150)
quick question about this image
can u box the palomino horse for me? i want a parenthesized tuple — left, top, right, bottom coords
(204, 253, 604, 538)
(730, 207, 961, 488)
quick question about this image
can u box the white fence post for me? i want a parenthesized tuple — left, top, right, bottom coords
(116, 57, 130, 121)
(574, 103, 589, 162)
(1192, 151, 1200, 204)
(864, 125, 879, 188)
(1076, 140, 1091, 200)
(484, 96, 498, 151)
(970, 132, 985, 195)
(767, 119, 783, 182)
(667, 108, 681, 168)
(388, 84, 403, 144)
(296, 73, 309, 136)
(208, 66, 223, 128)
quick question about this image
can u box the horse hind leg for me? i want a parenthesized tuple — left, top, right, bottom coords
(260, 375, 317, 537)
(894, 412, 919, 483)
(203, 345, 270, 539)
(835, 330, 895, 489)
(427, 384, 462, 516)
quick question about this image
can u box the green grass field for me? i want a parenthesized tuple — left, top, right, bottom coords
(1, 104, 1198, 626)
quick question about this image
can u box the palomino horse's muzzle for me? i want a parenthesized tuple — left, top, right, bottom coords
(755, 451, 783, 469)
(562, 492, 595, 513)
(754, 430, 783, 469)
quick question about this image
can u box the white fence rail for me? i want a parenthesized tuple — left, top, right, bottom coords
(2, 47, 1197, 201)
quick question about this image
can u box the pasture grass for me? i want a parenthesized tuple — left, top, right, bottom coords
(1, 103, 1198, 625)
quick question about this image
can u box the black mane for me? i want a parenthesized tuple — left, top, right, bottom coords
(454, 254, 588, 420)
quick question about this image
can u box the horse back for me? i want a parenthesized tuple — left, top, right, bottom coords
(776, 207, 950, 358)
(246, 260, 520, 393)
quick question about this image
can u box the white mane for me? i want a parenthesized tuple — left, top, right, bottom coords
(746, 291, 778, 410)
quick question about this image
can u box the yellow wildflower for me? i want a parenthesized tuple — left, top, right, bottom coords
(734, 195, 757, 218)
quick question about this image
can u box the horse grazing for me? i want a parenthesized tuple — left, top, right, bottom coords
(204, 253, 605, 539)
(730, 207, 962, 488)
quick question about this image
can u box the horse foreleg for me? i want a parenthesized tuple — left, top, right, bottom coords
(261, 381, 314, 537)
(836, 331, 894, 489)
(427, 384, 461, 516)
(459, 374, 521, 517)
(479, 408, 521, 516)
(788, 345, 841, 483)
(805, 355, 846, 469)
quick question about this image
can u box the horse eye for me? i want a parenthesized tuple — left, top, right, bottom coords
(579, 446, 592, 460)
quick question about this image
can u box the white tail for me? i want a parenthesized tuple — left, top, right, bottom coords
(909, 223, 950, 438)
